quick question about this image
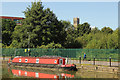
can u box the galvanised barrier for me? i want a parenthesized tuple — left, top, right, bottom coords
(2, 48, 119, 61)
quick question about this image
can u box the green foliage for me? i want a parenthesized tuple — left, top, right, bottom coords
(63, 22, 75, 48)
(2, 19, 16, 46)
(85, 33, 107, 49)
(38, 42, 63, 49)
(72, 27, 118, 49)
(91, 27, 100, 34)
(107, 29, 118, 49)
(101, 27, 113, 34)
(2, 2, 118, 49)
(85, 30, 118, 49)
(63, 22, 91, 48)
(11, 2, 66, 48)
(61, 20, 72, 29)
(75, 22, 91, 37)
(75, 37, 86, 48)
(64, 39, 83, 48)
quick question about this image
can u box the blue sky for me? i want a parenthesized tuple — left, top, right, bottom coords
(1, 2, 118, 30)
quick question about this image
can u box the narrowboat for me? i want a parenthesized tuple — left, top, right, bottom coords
(8, 56, 77, 71)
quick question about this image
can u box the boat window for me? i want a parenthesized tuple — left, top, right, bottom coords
(59, 59, 63, 65)
(19, 59, 21, 62)
(25, 59, 28, 62)
(36, 59, 39, 63)
(54, 60, 57, 63)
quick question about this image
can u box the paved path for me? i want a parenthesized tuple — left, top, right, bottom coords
(0, 57, 10, 60)
(68, 59, 119, 67)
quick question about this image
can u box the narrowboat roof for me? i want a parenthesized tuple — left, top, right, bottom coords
(14, 56, 65, 59)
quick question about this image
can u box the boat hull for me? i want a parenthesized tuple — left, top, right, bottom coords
(8, 62, 77, 71)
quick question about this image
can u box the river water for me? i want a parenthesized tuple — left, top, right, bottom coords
(1, 61, 119, 80)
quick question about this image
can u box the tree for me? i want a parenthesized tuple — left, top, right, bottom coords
(38, 42, 63, 49)
(107, 29, 118, 49)
(61, 21, 76, 48)
(64, 22, 91, 48)
(76, 22, 91, 37)
(85, 33, 108, 49)
(101, 27, 113, 34)
(2, 19, 16, 46)
(91, 27, 100, 34)
(75, 37, 86, 48)
(10, 25, 27, 48)
(11, 2, 66, 48)
(61, 20, 72, 30)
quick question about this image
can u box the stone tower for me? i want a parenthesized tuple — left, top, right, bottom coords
(73, 17, 79, 29)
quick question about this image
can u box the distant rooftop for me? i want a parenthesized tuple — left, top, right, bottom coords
(0, 16, 24, 25)
(0, 16, 24, 19)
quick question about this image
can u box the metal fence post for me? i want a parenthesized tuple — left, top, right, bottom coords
(3, 55, 5, 60)
(11, 55, 12, 60)
(73, 57, 74, 64)
(67, 55, 68, 64)
(79, 56, 81, 64)
(109, 57, 111, 67)
(14, 49, 16, 57)
(70, 57, 71, 64)
(93, 57, 95, 65)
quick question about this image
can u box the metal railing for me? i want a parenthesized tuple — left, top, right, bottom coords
(2, 48, 119, 62)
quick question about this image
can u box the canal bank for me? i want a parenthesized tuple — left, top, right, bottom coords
(3, 60, 119, 74)
(1, 60, 119, 79)
(76, 64, 119, 74)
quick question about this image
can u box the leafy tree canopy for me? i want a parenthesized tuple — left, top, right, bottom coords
(91, 27, 100, 34)
(38, 42, 63, 49)
(75, 22, 91, 37)
(2, 19, 16, 46)
(101, 27, 113, 34)
(2, 2, 118, 49)
(11, 2, 66, 48)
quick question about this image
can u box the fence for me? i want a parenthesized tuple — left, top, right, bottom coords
(2, 48, 119, 62)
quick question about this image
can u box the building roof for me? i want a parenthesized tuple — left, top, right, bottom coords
(0, 16, 24, 20)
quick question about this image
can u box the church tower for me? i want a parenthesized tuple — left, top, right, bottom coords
(73, 17, 79, 29)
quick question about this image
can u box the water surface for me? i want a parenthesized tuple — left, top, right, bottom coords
(2, 61, 119, 79)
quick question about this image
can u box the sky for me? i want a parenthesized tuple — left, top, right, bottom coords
(1, 2, 118, 30)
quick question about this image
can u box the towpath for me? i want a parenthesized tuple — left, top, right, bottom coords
(68, 59, 119, 67)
